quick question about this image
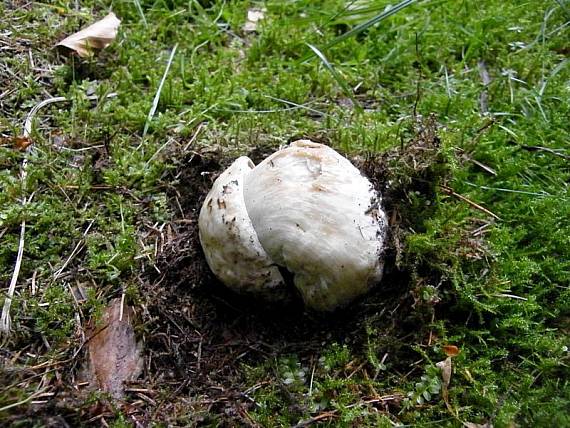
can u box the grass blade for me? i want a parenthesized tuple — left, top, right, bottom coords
(133, 0, 148, 27)
(143, 44, 178, 138)
(301, 0, 417, 61)
(306, 43, 363, 112)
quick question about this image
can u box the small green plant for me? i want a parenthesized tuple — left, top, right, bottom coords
(320, 343, 351, 372)
(403, 365, 442, 407)
(279, 356, 308, 390)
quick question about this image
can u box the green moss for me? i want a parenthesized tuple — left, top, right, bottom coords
(1, 0, 568, 425)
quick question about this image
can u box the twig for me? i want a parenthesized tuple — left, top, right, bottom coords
(440, 185, 501, 220)
(196, 334, 203, 371)
(183, 122, 206, 151)
(468, 157, 497, 176)
(465, 118, 496, 149)
(145, 137, 175, 166)
(0, 98, 67, 335)
(119, 292, 126, 321)
(0, 387, 48, 412)
(151, 378, 191, 420)
(23, 96, 67, 137)
(1, 205, 28, 334)
(308, 363, 316, 396)
(494, 293, 528, 301)
(293, 411, 338, 427)
(347, 395, 402, 409)
(294, 395, 402, 427)
(457, 148, 497, 176)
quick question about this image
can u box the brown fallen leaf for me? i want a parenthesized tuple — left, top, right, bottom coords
(13, 136, 34, 151)
(56, 12, 121, 58)
(0, 136, 34, 151)
(443, 344, 461, 357)
(84, 298, 143, 400)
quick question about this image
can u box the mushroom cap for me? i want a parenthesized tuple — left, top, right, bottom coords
(198, 141, 388, 311)
(243, 140, 387, 311)
(198, 156, 288, 300)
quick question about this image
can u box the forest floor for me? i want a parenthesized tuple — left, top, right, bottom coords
(1, 0, 569, 427)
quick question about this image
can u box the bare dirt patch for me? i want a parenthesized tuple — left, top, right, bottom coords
(134, 116, 448, 424)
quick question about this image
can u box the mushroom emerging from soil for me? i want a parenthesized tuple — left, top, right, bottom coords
(198, 140, 387, 311)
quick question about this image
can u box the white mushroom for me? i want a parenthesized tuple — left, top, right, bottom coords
(197, 157, 288, 301)
(198, 140, 388, 311)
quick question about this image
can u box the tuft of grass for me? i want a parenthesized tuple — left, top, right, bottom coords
(303, 0, 418, 58)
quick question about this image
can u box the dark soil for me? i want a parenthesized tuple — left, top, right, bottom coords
(133, 115, 448, 425)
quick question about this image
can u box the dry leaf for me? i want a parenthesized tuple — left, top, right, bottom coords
(243, 8, 265, 32)
(56, 12, 121, 58)
(9, 136, 34, 151)
(436, 357, 453, 411)
(443, 344, 461, 357)
(437, 357, 452, 389)
(84, 298, 143, 399)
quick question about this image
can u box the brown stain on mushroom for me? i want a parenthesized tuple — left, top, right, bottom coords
(311, 183, 328, 192)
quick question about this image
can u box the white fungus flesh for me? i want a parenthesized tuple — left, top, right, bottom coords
(198, 141, 388, 311)
(197, 156, 287, 300)
(243, 140, 387, 311)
